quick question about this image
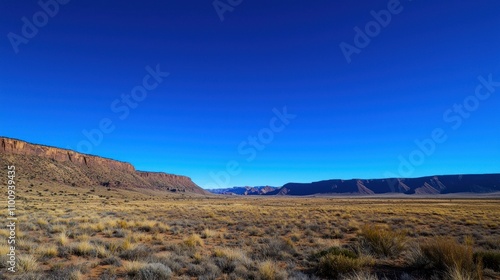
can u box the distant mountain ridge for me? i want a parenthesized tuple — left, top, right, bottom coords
(208, 186, 279, 195)
(275, 174, 500, 196)
(0, 137, 208, 195)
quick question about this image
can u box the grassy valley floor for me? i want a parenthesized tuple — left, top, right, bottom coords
(1, 183, 499, 279)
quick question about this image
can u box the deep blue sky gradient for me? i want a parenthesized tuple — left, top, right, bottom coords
(1, 0, 499, 188)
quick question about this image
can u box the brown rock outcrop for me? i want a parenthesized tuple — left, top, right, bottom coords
(0, 137, 208, 195)
(1, 137, 135, 172)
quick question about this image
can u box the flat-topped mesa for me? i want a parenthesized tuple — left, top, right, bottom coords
(137, 171, 199, 187)
(1, 137, 135, 173)
(277, 174, 500, 195)
(136, 171, 206, 194)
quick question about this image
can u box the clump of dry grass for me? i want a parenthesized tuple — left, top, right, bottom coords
(420, 236, 483, 280)
(184, 234, 204, 248)
(17, 238, 38, 253)
(201, 228, 218, 239)
(36, 244, 58, 258)
(17, 255, 39, 273)
(258, 260, 287, 280)
(313, 247, 365, 278)
(95, 244, 110, 258)
(49, 224, 66, 233)
(36, 218, 48, 228)
(318, 254, 364, 277)
(214, 247, 252, 267)
(57, 231, 69, 246)
(119, 220, 130, 228)
(124, 261, 147, 276)
(71, 241, 95, 256)
(120, 244, 151, 261)
(120, 237, 137, 251)
(0, 229, 10, 238)
(358, 224, 406, 257)
(0, 239, 10, 255)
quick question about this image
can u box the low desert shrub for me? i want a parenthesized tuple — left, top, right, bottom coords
(136, 263, 172, 280)
(120, 244, 151, 261)
(213, 247, 251, 266)
(253, 238, 295, 261)
(420, 236, 483, 279)
(317, 254, 363, 278)
(100, 256, 122, 267)
(405, 243, 428, 268)
(358, 224, 406, 257)
(313, 247, 364, 278)
(124, 261, 146, 276)
(258, 260, 288, 280)
(184, 234, 204, 248)
(49, 268, 85, 280)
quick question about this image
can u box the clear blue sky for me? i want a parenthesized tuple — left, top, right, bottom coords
(1, 0, 499, 189)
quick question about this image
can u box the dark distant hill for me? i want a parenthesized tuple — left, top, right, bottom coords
(208, 186, 279, 195)
(275, 174, 500, 196)
(0, 137, 209, 195)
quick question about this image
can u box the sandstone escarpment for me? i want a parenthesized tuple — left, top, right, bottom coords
(0, 137, 208, 195)
(1, 137, 135, 172)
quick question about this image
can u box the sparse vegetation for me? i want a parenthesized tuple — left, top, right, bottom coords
(258, 260, 288, 280)
(420, 236, 484, 279)
(358, 224, 407, 257)
(183, 233, 204, 248)
(17, 255, 39, 273)
(1, 181, 498, 279)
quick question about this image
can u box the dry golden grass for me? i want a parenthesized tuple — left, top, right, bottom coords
(183, 233, 204, 248)
(123, 260, 147, 275)
(71, 240, 95, 256)
(1, 181, 499, 279)
(17, 254, 39, 273)
(359, 224, 407, 257)
(258, 260, 287, 280)
(35, 244, 58, 258)
(201, 228, 218, 239)
(56, 231, 69, 246)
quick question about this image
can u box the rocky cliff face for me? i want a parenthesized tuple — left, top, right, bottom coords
(0, 137, 208, 195)
(1, 137, 135, 172)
